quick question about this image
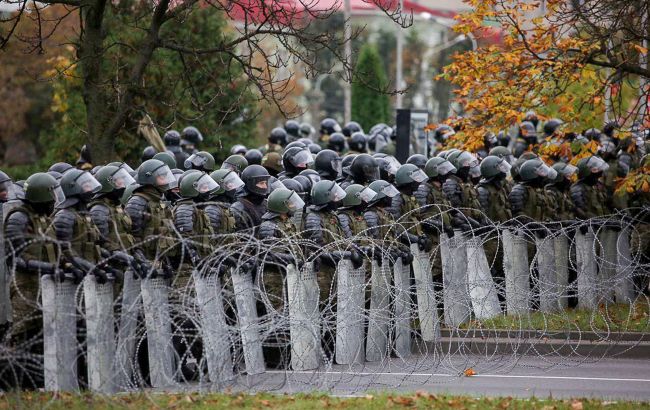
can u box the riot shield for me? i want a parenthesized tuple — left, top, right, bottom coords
(410, 243, 440, 342)
(615, 228, 636, 303)
(465, 236, 501, 320)
(115, 269, 142, 389)
(41, 276, 79, 392)
(335, 259, 365, 365)
(141, 277, 175, 387)
(193, 271, 234, 383)
(599, 228, 618, 303)
(365, 258, 390, 362)
(287, 262, 321, 370)
(0, 203, 10, 327)
(575, 228, 598, 310)
(553, 233, 570, 309)
(83, 275, 116, 393)
(502, 230, 530, 314)
(231, 267, 265, 375)
(535, 236, 558, 313)
(440, 232, 471, 327)
(392, 256, 411, 358)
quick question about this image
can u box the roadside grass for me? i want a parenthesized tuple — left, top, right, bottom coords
(2, 391, 649, 410)
(459, 301, 649, 333)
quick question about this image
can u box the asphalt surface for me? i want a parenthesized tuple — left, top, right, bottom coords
(212, 355, 650, 401)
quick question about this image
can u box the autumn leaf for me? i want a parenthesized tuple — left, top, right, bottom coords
(633, 44, 649, 54)
(464, 368, 477, 377)
(571, 400, 584, 410)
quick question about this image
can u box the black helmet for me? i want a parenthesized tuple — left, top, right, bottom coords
(181, 126, 203, 145)
(308, 143, 322, 155)
(299, 169, 322, 185)
(350, 154, 380, 184)
(406, 154, 427, 170)
(375, 154, 401, 181)
(48, 162, 74, 175)
(293, 175, 313, 199)
(231, 144, 247, 155)
(341, 154, 357, 176)
(349, 132, 367, 153)
(269, 127, 288, 146)
(60, 169, 102, 201)
(241, 164, 271, 196)
(434, 125, 455, 143)
(584, 128, 602, 141)
(285, 141, 307, 150)
(299, 122, 314, 138)
(543, 118, 563, 136)
(163, 130, 181, 146)
(342, 121, 363, 137)
(320, 118, 341, 135)
(244, 149, 263, 165)
(603, 121, 618, 138)
(282, 147, 314, 175)
(327, 132, 346, 153)
(284, 120, 301, 139)
(281, 178, 304, 197)
(142, 146, 157, 162)
(314, 149, 342, 180)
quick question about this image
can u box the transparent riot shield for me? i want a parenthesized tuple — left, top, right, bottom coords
(535, 235, 558, 313)
(335, 259, 365, 365)
(465, 236, 501, 320)
(365, 258, 390, 362)
(599, 228, 618, 303)
(615, 228, 636, 303)
(553, 233, 570, 309)
(193, 270, 234, 383)
(41, 276, 79, 392)
(410, 243, 440, 342)
(440, 232, 471, 327)
(140, 277, 175, 387)
(575, 228, 598, 310)
(115, 269, 142, 389)
(0, 203, 10, 327)
(392, 256, 411, 358)
(502, 230, 530, 314)
(231, 267, 265, 375)
(287, 262, 321, 370)
(83, 275, 116, 393)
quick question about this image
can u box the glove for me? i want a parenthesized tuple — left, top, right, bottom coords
(579, 223, 589, 235)
(350, 250, 363, 269)
(319, 253, 338, 268)
(418, 235, 432, 252)
(444, 226, 455, 238)
(401, 249, 414, 265)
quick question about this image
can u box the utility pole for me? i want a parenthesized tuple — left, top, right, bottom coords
(343, 0, 352, 123)
(395, 0, 404, 109)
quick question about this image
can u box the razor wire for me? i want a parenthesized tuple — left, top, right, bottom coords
(0, 204, 648, 394)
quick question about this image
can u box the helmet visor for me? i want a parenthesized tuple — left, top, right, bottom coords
(534, 163, 554, 178)
(599, 141, 616, 154)
(438, 160, 457, 175)
(0, 180, 15, 202)
(184, 153, 207, 169)
(221, 171, 245, 191)
(562, 164, 578, 177)
(305, 173, 321, 185)
(152, 165, 178, 190)
(119, 163, 135, 173)
(290, 149, 314, 169)
(286, 191, 305, 213)
(381, 184, 400, 198)
(469, 163, 482, 178)
(331, 158, 343, 176)
(331, 183, 347, 202)
(251, 175, 270, 194)
(384, 157, 401, 175)
(270, 178, 286, 191)
(496, 159, 512, 174)
(221, 161, 237, 172)
(586, 156, 609, 172)
(358, 187, 378, 203)
(110, 168, 136, 190)
(195, 174, 219, 194)
(410, 169, 428, 183)
(362, 164, 380, 181)
(53, 185, 66, 206)
(76, 172, 102, 194)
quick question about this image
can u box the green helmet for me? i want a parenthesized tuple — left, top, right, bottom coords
(179, 171, 220, 198)
(94, 165, 136, 193)
(424, 157, 456, 178)
(24, 172, 65, 205)
(488, 146, 514, 163)
(185, 151, 216, 171)
(439, 148, 460, 160)
(550, 162, 578, 183)
(60, 169, 102, 198)
(261, 152, 283, 174)
(137, 159, 177, 191)
(310, 180, 346, 206)
(342, 184, 378, 208)
(267, 187, 305, 214)
(367, 180, 399, 202)
(221, 155, 248, 174)
(519, 159, 558, 182)
(395, 163, 428, 187)
(209, 169, 244, 195)
(576, 155, 610, 180)
(153, 151, 177, 170)
(480, 155, 512, 179)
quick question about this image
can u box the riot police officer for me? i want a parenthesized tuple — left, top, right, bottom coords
(278, 146, 313, 180)
(545, 162, 576, 223)
(285, 120, 301, 142)
(260, 128, 287, 154)
(185, 151, 216, 172)
(342, 121, 363, 138)
(314, 149, 343, 182)
(390, 164, 431, 251)
(443, 151, 484, 232)
(230, 165, 271, 231)
(261, 152, 283, 177)
(153, 151, 177, 170)
(327, 132, 347, 154)
(513, 121, 538, 158)
(221, 154, 249, 175)
(337, 184, 377, 240)
(348, 132, 368, 155)
(346, 154, 379, 189)
(245, 149, 264, 166)
(164, 130, 189, 170)
(570, 155, 610, 222)
(406, 154, 427, 170)
(509, 158, 557, 235)
(209, 169, 245, 205)
(319, 118, 342, 148)
(181, 126, 203, 154)
(477, 156, 512, 224)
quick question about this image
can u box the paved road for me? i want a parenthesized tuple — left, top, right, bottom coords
(214, 355, 650, 400)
